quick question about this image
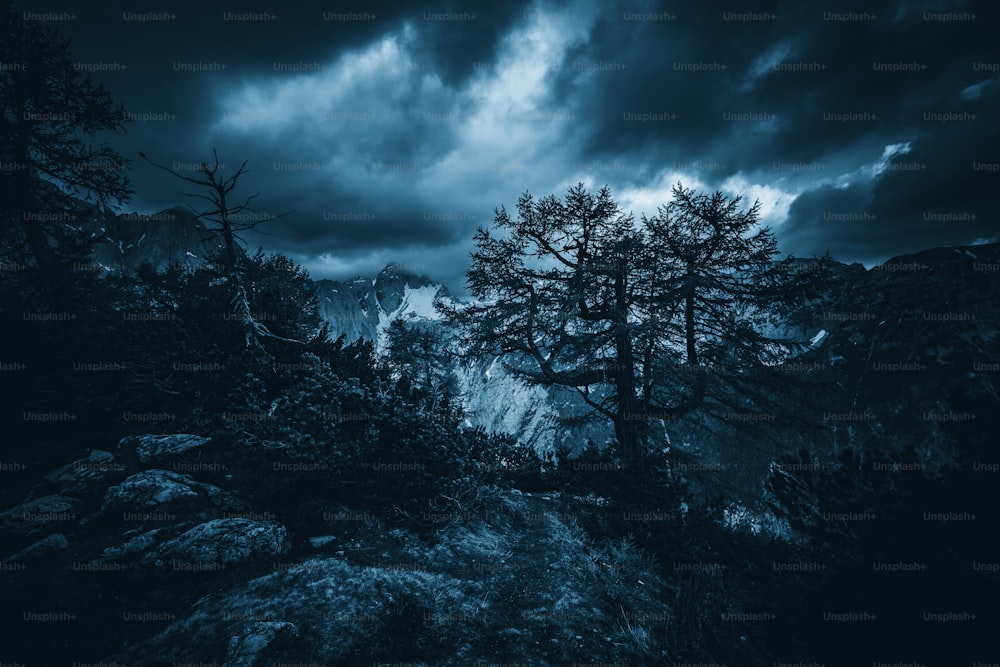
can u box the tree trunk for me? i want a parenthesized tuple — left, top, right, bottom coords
(11, 134, 73, 307)
(612, 269, 646, 467)
(613, 409, 645, 470)
(218, 202, 257, 348)
(685, 270, 698, 366)
(11, 129, 49, 270)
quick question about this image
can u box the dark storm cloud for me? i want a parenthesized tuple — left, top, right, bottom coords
(782, 116, 1000, 262)
(557, 0, 995, 166)
(552, 0, 998, 262)
(15, 0, 535, 285)
(15, 0, 530, 193)
(12, 0, 999, 284)
(777, 182, 876, 261)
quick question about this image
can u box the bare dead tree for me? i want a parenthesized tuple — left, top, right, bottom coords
(139, 149, 301, 351)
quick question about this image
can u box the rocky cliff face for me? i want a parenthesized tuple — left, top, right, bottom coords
(313, 276, 382, 343)
(61, 193, 227, 274)
(315, 264, 444, 345)
(89, 206, 225, 274)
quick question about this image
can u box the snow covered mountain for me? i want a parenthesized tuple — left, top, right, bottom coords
(315, 263, 613, 454)
(314, 264, 448, 349)
(313, 276, 382, 343)
(452, 353, 614, 454)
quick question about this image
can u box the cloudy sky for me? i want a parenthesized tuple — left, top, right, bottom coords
(18, 0, 998, 289)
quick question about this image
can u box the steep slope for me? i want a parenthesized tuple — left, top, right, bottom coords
(89, 206, 225, 274)
(809, 242, 1000, 460)
(316, 264, 444, 348)
(57, 192, 228, 274)
(314, 276, 381, 343)
(676, 242, 1000, 501)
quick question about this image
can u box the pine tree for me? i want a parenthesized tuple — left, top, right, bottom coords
(640, 184, 833, 436)
(244, 248, 323, 343)
(1, 0, 132, 286)
(383, 318, 459, 415)
(442, 183, 830, 467)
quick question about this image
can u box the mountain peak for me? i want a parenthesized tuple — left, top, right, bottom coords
(374, 264, 442, 315)
(75, 203, 223, 274)
(375, 263, 435, 287)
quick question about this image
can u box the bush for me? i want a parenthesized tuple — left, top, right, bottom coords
(763, 446, 998, 662)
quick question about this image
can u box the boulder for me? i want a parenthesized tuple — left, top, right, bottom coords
(0, 495, 81, 538)
(43, 449, 125, 497)
(308, 535, 337, 548)
(224, 621, 299, 667)
(101, 469, 240, 518)
(120, 434, 211, 464)
(6, 532, 69, 562)
(141, 519, 289, 571)
(100, 527, 170, 562)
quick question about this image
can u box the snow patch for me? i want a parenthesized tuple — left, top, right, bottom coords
(394, 284, 443, 321)
(374, 303, 391, 354)
(375, 283, 445, 352)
